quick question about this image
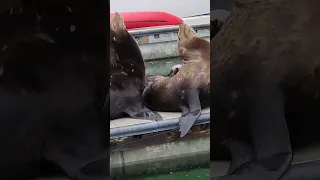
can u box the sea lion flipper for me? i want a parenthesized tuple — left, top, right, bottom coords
(224, 85, 292, 179)
(179, 109, 201, 137)
(226, 140, 254, 174)
(179, 105, 189, 116)
(126, 107, 163, 121)
(179, 89, 202, 137)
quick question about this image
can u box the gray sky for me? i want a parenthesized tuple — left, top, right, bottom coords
(110, 0, 210, 18)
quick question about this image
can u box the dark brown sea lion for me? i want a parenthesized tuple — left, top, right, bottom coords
(110, 13, 162, 121)
(143, 23, 210, 137)
(212, 0, 320, 179)
(0, 1, 110, 179)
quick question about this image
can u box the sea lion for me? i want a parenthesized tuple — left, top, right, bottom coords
(0, 2, 110, 180)
(168, 64, 182, 77)
(212, 0, 320, 179)
(110, 13, 162, 121)
(143, 23, 210, 137)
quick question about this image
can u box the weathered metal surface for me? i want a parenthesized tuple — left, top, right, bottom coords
(134, 29, 209, 61)
(134, 25, 210, 75)
(128, 15, 210, 61)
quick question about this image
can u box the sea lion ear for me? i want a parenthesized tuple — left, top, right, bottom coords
(110, 12, 126, 32)
(178, 22, 197, 42)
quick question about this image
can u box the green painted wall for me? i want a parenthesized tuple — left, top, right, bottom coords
(145, 57, 181, 76)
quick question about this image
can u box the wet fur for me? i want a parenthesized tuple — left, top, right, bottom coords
(143, 23, 210, 112)
(110, 13, 162, 121)
(0, 2, 109, 179)
(212, 0, 320, 179)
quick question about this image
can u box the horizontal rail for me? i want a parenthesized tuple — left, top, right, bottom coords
(110, 113, 210, 139)
(128, 23, 210, 37)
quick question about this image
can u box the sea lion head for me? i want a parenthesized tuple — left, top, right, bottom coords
(168, 64, 182, 77)
(110, 12, 126, 41)
(177, 23, 210, 63)
(110, 12, 145, 80)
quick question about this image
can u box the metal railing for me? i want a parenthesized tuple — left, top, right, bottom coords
(128, 23, 210, 37)
(110, 113, 210, 139)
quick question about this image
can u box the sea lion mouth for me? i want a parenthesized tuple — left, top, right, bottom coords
(177, 23, 210, 62)
(177, 23, 198, 57)
(110, 12, 126, 38)
(177, 22, 197, 42)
